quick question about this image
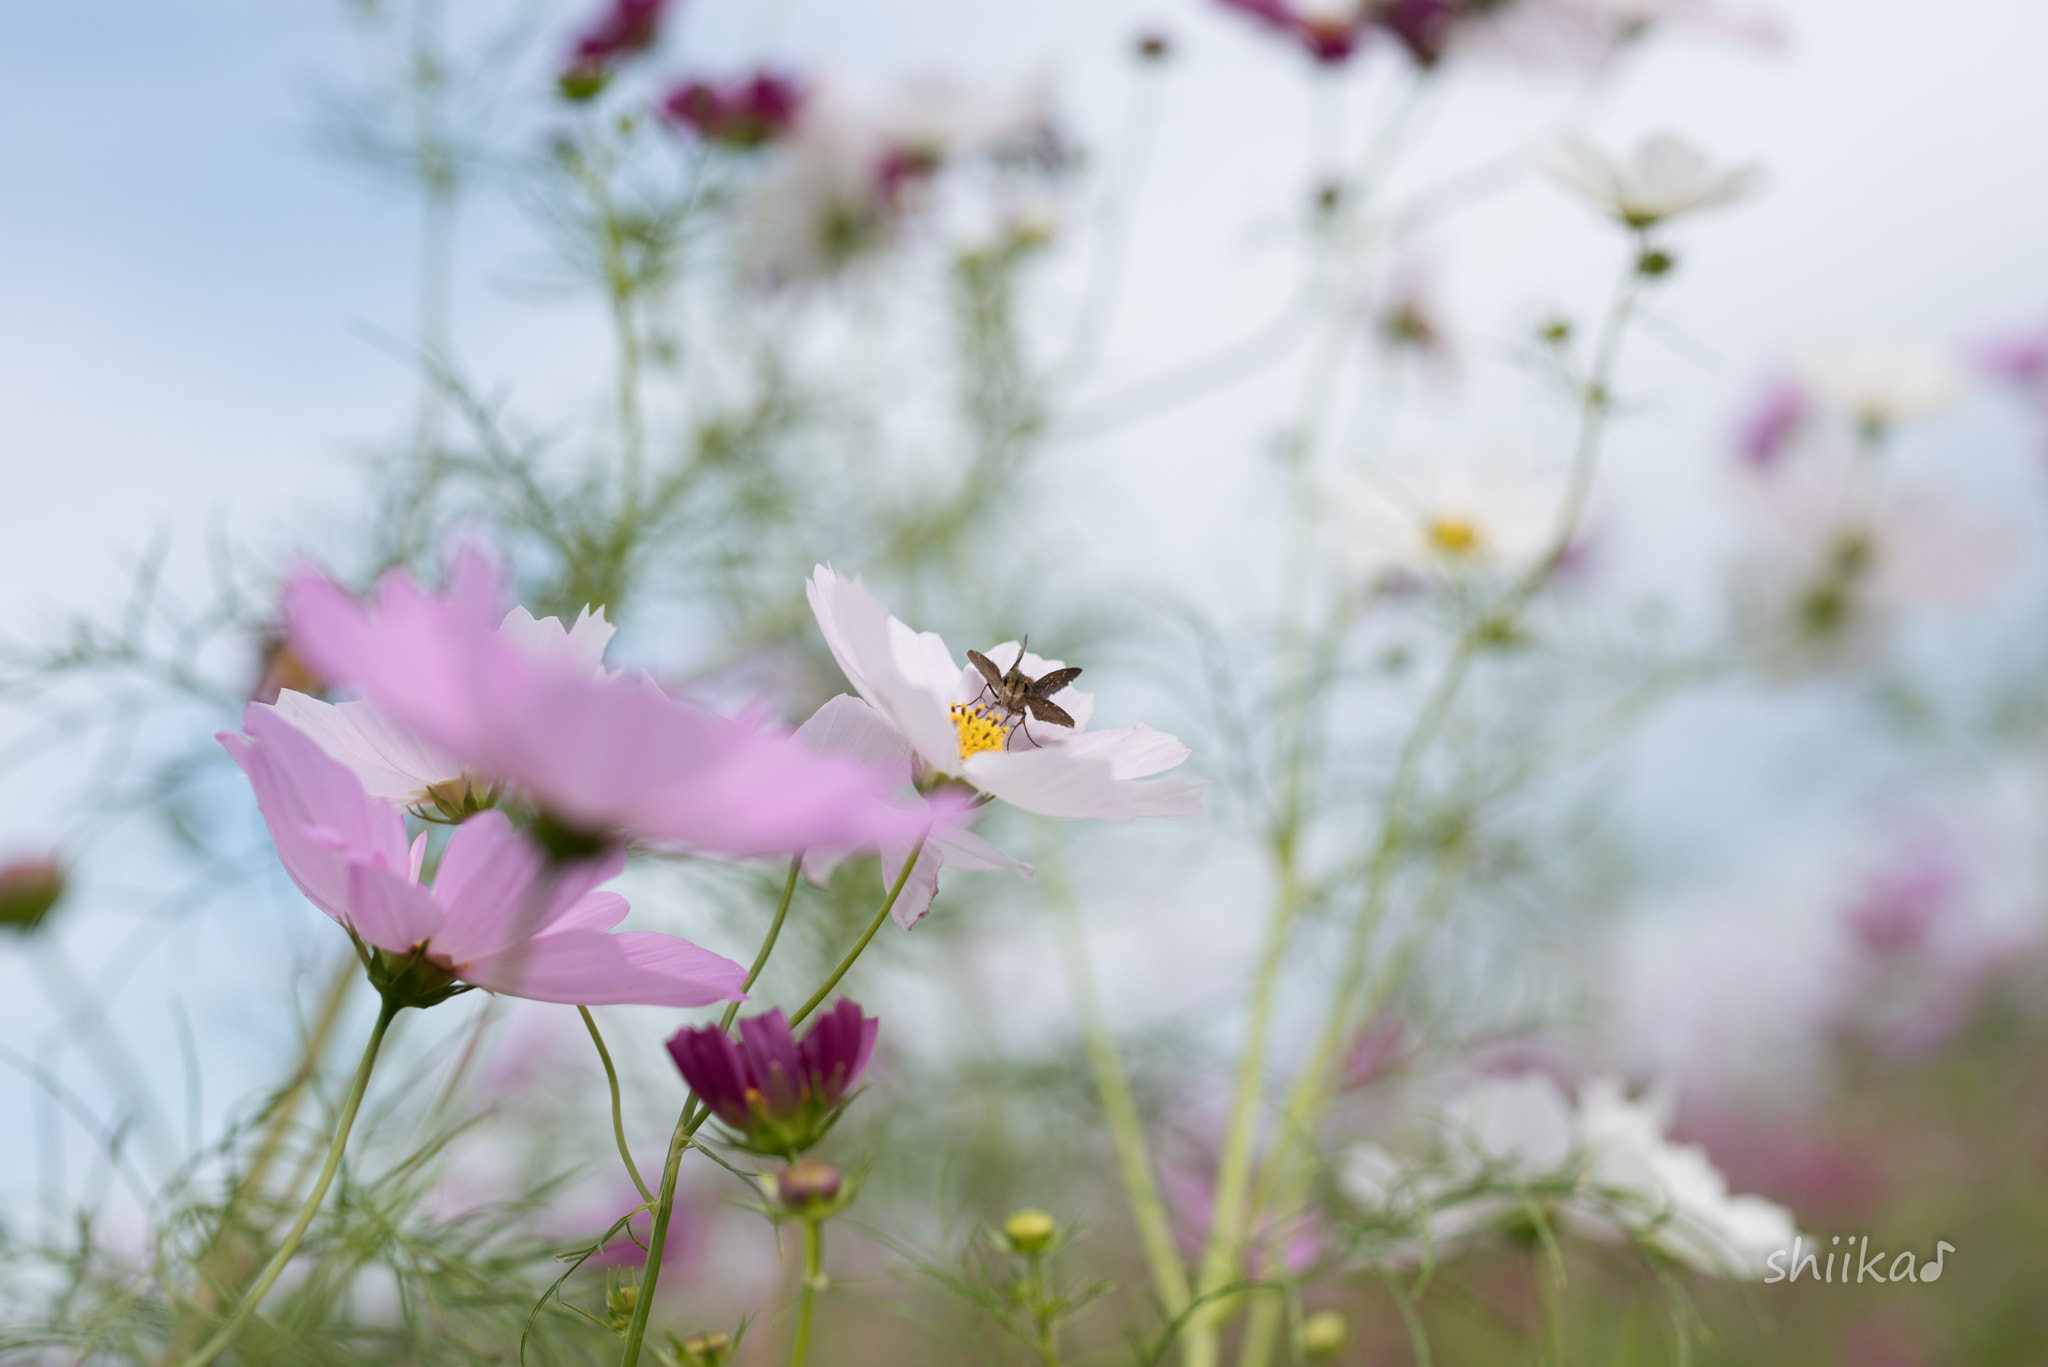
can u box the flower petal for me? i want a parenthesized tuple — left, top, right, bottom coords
(457, 929, 747, 1006)
(966, 743, 1207, 821)
(497, 604, 617, 676)
(806, 566, 962, 775)
(429, 810, 626, 964)
(265, 690, 463, 804)
(342, 858, 446, 955)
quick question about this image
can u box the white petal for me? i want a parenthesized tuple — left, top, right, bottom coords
(931, 822, 1036, 878)
(965, 744, 1208, 821)
(265, 690, 461, 804)
(1050, 724, 1192, 780)
(807, 566, 964, 775)
(794, 694, 915, 782)
(496, 604, 616, 676)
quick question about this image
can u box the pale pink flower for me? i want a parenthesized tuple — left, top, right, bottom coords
(221, 706, 746, 1006)
(1539, 133, 1761, 228)
(284, 549, 937, 858)
(799, 567, 1204, 926)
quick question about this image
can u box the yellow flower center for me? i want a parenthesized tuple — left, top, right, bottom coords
(1426, 515, 1483, 557)
(951, 702, 1014, 761)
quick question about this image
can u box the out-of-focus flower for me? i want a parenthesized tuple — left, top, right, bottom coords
(1730, 448, 2016, 669)
(1538, 133, 1761, 228)
(1793, 340, 1966, 435)
(660, 71, 805, 148)
(1342, 1073, 1799, 1276)
(221, 706, 747, 1007)
(1334, 457, 1564, 584)
(1734, 376, 1811, 470)
(559, 0, 671, 101)
(268, 602, 611, 819)
(1459, 0, 1780, 69)
(284, 549, 940, 858)
(666, 1000, 877, 1157)
(1372, 262, 1456, 375)
(1217, 0, 1371, 64)
(1371, 0, 1463, 66)
(1299, 1310, 1350, 1358)
(0, 854, 65, 934)
(802, 567, 1204, 920)
(746, 77, 1056, 283)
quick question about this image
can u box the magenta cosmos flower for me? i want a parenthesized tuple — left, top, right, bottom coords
(223, 705, 746, 1007)
(660, 71, 806, 148)
(282, 549, 946, 859)
(1217, 0, 1370, 63)
(666, 999, 877, 1156)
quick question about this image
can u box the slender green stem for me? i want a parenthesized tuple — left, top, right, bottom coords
(178, 996, 400, 1367)
(790, 1218, 824, 1367)
(1036, 822, 1190, 1317)
(618, 850, 911, 1366)
(1027, 1250, 1063, 1367)
(581, 1006, 653, 1205)
(790, 837, 925, 1028)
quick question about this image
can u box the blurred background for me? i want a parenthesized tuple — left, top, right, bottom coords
(6, 0, 2048, 1362)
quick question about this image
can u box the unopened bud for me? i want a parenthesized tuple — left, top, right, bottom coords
(1301, 1310, 1349, 1358)
(672, 1330, 735, 1366)
(776, 1159, 843, 1211)
(0, 856, 66, 935)
(1001, 1207, 1057, 1254)
(1636, 247, 1676, 278)
(604, 1273, 639, 1331)
(1135, 30, 1172, 61)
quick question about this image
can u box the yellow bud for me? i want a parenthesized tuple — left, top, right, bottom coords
(1002, 1208, 1057, 1254)
(1301, 1310, 1349, 1358)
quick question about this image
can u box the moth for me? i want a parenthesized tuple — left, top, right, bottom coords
(965, 637, 1083, 745)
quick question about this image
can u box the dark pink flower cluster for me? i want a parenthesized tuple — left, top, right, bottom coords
(1218, 0, 1370, 64)
(559, 0, 672, 100)
(660, 71, 805, 148)
(1216, 0, 1494, 68)
(667, 999, 878, 1156)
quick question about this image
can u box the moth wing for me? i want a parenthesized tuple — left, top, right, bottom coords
(966, 649, 1005, 690)
(1026, 696, 1077, 728)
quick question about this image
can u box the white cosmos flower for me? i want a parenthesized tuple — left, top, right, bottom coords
(1342, 1074, 1798, 1277)
(1334, 458, 1563, 584)
(798, 567, 1205, 924)
(266, 606, 614, 810)
(1793, 340, 1967, 431)
(1538, 133, 1761, 228)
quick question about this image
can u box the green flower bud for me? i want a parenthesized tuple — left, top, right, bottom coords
(776, 1159, 844, 1213)
(669, 1330, 735, 1366)
(1001, 1207, 1058, 1255)
(0, 856, 65, 935)
(1301, 1310, 1349, 1358)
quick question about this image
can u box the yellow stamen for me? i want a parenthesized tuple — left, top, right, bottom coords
(951, 702, 1015, 761)
(1426, 515, 1483, 557)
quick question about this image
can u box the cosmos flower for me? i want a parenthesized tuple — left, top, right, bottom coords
(1457, 0, 1779, 70)
(1538, 133, 1761, 228)
(559, 0, 671, 100)
(1333, 457, 1564, 584)
(1216, 0, 1370, 64)
(221, 705, 747, 1007)
(665, 999, 878, 1156)
(1341, 1073, 1799, 1276)
(745, 76, 1055, 283)
(1793, 340, 1966, 435)
(660, 71, 806, 148)
(1729, 447, 2016, 669)
(284, 548, 941, 858)
(799, 567, 1203, 923)
(1733, 376, 1812, 469)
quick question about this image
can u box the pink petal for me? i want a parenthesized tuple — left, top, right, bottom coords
(534, 890, 631, 936)
(343, 857, 446, 955)
(428, 810, 626, 964)
(456, 930, 747, 1007)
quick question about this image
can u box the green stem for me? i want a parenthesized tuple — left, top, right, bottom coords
(617, 851, 908, 1366)
(1028, 1250, 1062, 1367)
(580, 1006, 653, 1205)
(790, 1218, 823, 1367)
(178, 996, 400, 1367)
(1036, 822, 1190, 1317)
(790, 837, 926, 1028)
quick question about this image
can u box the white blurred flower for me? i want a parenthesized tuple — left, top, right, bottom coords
(1459, 0, 1780, 71)
(1730, 447, 2018, 668)
(1793, 340, 1967, 433)
(747, 75, 1054, 283)
(1341, 1073, 1798, 1277)
(1538, 133, 1761, 228)
(1334, 457, 1563, 584)
(266, 606, 614, 811)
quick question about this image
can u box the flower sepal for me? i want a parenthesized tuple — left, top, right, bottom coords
(352, 932, 472, 1012)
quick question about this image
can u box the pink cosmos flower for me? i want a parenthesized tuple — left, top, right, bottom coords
(660, 71, 806, 148)
(283, 549, 942, 858)
(1734, 376, 1811, 470)
(221, 705, 746, 1007)
(1217, 0, 1371, 64)
(559, 0, 671, 97)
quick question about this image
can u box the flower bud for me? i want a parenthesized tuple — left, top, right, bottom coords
(670, 1330, 735, 1366)
(1300, 1310, 1349, 1358)
(1636, 247, 1676, 278)
(776, 1159, 843, 1212)
(0, 856, 66, 935)
(604, 1273, 639, 1331)
(1001, 1207, 1058, 1254)
(1135, 30, 1173, 61)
